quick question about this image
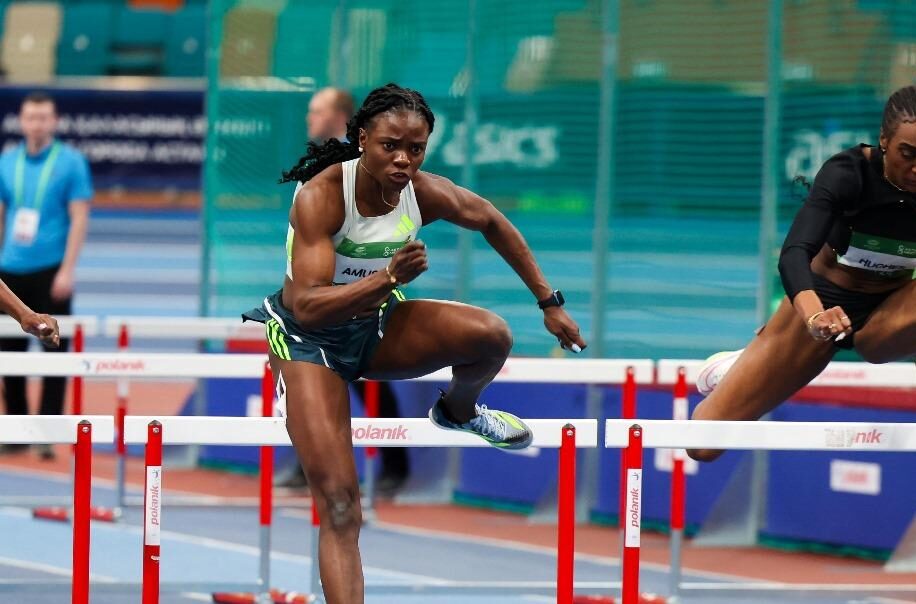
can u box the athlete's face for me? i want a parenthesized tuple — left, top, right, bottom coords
(880, 120, 916, 193)
(358, 110, 430, 191)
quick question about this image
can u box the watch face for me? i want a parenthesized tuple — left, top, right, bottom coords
(540, 290, 564, 308)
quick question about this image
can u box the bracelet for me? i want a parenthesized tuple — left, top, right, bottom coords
(384, 265, 398, 286)
(805, 311, 825, 330)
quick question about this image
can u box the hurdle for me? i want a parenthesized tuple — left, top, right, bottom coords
(105, 316, 391, 517)
(0, 351, 270, 510)
(124, 415, 616, 603)
(0, 350, 652, 508)
(0, 317, 100, 512)
(605, 419, 916, 603)
(658, 358, 916, 595)
(14, 315, 658, 520)
(103, 315, 264, 491)
(0, 352, 652, 600)
(0, 415, 114, 602)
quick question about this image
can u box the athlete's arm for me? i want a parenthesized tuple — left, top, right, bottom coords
(287, 179, 426, 330)
(415, 172, 586, 352)
(0, 279, 58, 346)
(778, 153, 859, 336)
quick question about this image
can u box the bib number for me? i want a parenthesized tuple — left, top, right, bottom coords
(11, 208, 39, 245)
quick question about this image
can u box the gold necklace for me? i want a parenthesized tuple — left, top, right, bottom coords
(880, 149, 907, 192)
(358, 160, 398, 209)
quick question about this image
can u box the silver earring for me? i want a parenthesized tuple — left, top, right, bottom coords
(359, 146, 364, 152)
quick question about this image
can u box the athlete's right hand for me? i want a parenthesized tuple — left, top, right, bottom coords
(805, 305, 852, 342)
(387, 240, 428, 285)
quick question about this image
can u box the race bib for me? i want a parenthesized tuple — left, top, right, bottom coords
(11, 208, 39, 245)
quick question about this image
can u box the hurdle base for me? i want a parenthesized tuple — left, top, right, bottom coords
(572, 594, 667, 604)
(212, 589, 317, 604)
(32, 505, 120, 523)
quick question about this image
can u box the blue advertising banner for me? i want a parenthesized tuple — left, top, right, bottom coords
(0, 85, 205, 191)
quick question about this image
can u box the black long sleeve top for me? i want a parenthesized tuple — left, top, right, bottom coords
(778, 144, 916, 301)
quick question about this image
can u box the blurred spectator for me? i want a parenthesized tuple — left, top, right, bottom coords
(306, 87, 355, 143)
(0, 92, 92, 460)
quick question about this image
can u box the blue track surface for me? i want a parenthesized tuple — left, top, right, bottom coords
(0, 468, 903, 604)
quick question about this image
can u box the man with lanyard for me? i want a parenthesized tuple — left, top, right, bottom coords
(0, 91, 92, 459)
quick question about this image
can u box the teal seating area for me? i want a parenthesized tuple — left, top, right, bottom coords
(0, 1, 206, 78)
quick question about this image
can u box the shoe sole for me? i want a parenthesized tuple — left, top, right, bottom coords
(427, 408, 533, 450)
(696, 350, 742, 396)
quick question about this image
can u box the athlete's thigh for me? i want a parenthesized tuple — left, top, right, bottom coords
(363, 299, 509, 380)
(693, 297, 836, 422)
(854, 279, 916, 362)
(270, 352, 358, 486)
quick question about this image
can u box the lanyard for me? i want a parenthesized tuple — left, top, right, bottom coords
(14, 142, 60, 211)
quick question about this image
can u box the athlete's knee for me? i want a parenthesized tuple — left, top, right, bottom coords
(690, 399, 716, 422)
(686, 448, 724, 463)
(856, 345, 895, 365)
(315, 484, 362, 534)
(686, 404, 726, 462)
(474, 312, 513, 358)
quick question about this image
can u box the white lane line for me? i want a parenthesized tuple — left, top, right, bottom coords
(0, 506, 444, 586)
(0, 465, 279, 503)
(0, 555, 117, 583)
(356, 518, 838, 584)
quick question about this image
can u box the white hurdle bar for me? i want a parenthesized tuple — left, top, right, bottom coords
(124, 416, 615, 601)
(0, 416, 114, 602)
(0, 351, 266, 378)
(658, 358, 916, 388)
(103, 316, 264, 341)
(125, 417, 599, 448)
(605, 419, 916, 451)
(0, 415, 114, 445)
(0, 352, 654, 383)
(607, 419, 916, 603)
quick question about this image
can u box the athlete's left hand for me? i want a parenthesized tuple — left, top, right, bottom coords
(543, 307, 587, 353)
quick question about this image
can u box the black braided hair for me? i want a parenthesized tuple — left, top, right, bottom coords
(881, 85, 916, 140)
(279, 83, 435, 184)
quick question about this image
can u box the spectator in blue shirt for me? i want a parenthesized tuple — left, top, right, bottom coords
(0, 91, 92, 459)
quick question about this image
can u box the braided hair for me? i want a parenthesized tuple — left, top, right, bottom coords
(280, 83, 435, 184)
(881, 85, 916, 140)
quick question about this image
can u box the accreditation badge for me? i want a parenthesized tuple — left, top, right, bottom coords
(11, 207, 39, 245)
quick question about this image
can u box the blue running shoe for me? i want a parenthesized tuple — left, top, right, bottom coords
(428, 396, 533, 450)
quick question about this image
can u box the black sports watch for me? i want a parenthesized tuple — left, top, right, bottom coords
(537, 289, 565, 310)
